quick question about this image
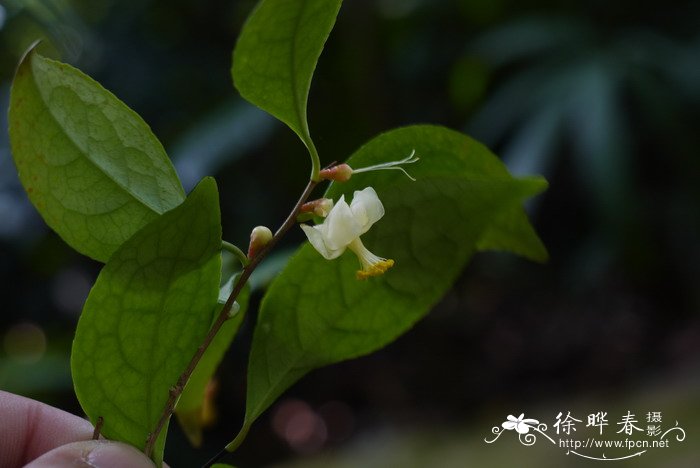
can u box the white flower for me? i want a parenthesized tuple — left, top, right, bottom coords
(301, 187, 394, 279)
(502, 414, 540, 434)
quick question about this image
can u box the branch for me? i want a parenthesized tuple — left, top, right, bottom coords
(92, 417, 104, 440)
(144, 179, 318, 458)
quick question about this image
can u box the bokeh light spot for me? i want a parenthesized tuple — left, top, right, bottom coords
(272, 398, 328, 454)
(3, 322, 47, 363)
(318, 400, 355, 442)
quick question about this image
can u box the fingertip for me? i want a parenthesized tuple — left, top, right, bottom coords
(25, 440, 156, 468)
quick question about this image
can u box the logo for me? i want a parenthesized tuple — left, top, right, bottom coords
(484, 411, 686, 461)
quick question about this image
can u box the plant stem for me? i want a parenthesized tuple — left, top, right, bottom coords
(202, 446, 230, 468)
(305, 135, 322, 182)
(222, 240, 249, 266)
(92, 417, 104, 440)
(202, 420, 250, 468)
(144, 179, 319, 458)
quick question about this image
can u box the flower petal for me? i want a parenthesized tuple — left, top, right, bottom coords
(324, 195, 363, 249)
(350, 187, 384, 234)
(515, 423, 530, 434)
(301, 224, 345, 259)
(502, 421, 517, 430)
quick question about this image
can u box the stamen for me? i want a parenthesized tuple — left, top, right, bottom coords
(356, 259, 394, 280)
(348, 238, 395, 279)
(352, 149, 419, 181)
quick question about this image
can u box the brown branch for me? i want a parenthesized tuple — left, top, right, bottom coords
(92, 416, 104, 440)
(144, 179, 318, 458)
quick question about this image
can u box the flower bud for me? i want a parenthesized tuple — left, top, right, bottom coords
(319, 163, 353, 182)
(248, 225, 273, 259)
(300, 198, 334, 218)
(226, 300, 241, 319)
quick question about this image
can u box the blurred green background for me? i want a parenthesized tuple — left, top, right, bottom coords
(1, 0, 698, 466)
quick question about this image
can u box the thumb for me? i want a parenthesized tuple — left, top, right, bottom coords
(25, 440, 157, 468)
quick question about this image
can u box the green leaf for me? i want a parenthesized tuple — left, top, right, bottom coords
(232, 0, 342, 155)
(175, 276, 250, 447)
(476, 198, 548, 262)
(71, 177, 222, 466)
(9, 47, 185, 262)
(238, 125, 547, 438)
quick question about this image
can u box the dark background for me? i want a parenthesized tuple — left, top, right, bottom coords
(1, 0, 698, 466)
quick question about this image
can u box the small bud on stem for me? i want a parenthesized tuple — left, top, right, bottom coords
(318, 150, 419, 184)
(319, 163, 353, 182)
(248, 226, 273, 259)
(226, 301, 241, 319)
(300, 198, 334, 218)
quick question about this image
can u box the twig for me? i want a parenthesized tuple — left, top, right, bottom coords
(92, 416, 104, 440)
(143, 179, 318, 458)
